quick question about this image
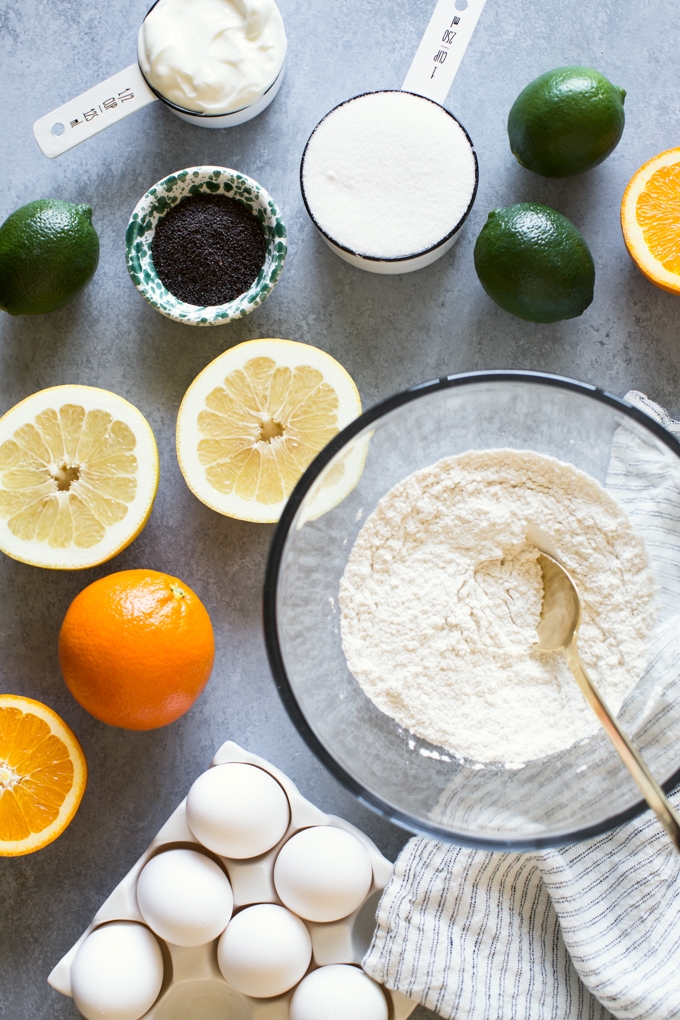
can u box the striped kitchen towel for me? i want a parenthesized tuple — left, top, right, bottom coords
(363, 391, 680, 1020)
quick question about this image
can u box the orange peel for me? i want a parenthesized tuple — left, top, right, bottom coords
(0, 695, 87, 856)
(621, 147, 680, 294)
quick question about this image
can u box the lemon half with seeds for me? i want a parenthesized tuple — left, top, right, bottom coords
(0, 385, 159, 569)
(176, 338, 363, 523)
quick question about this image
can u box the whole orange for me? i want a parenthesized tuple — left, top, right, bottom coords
(59, 569, 215, 730)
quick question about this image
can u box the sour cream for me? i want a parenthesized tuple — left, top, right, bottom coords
(138, 0, 287, 115)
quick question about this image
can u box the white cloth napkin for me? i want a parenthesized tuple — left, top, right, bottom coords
(363, 391, 680, 1020)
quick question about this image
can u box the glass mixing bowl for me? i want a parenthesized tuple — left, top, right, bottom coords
(264, 372, 680, 850)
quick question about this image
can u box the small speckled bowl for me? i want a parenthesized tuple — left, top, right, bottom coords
(125, 166, 287, 326)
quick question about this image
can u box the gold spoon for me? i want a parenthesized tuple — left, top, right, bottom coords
(537, 552, 680, 851)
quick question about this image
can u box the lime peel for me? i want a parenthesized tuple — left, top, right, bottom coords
(0, 199, 99, 316)
(474, 203, 595, 324)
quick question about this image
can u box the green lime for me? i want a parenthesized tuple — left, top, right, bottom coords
(0, 199, 99, 316)
(508, 66, 626, 178)
(473, 203, 595, 323)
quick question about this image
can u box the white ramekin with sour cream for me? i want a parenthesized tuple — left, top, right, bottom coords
(138, 0, 287, 128)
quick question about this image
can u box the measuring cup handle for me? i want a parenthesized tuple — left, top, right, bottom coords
(33, 63, 157, 159)
(401, 0, 487, 104)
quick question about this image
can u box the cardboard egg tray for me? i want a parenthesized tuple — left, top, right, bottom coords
(48, 741, 416, 1020)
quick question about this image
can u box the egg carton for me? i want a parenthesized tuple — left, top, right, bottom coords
(48, 741, 416, 1020)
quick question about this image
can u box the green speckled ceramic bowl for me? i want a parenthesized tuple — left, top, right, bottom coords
(125, 166, 287, 327)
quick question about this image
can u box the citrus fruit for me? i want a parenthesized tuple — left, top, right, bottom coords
(0, 385, 159, 569)
(0, 199, 99, 316)
(176, 338, 363, 524)
(59, 569, 215, 730)
(474, 203, 595, 323)
(0, 695, 87, 856)
(508, 66, 626, 178)
(621, 147, 680, 294)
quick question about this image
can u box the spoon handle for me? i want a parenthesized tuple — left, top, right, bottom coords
(566, 643, 680, 852)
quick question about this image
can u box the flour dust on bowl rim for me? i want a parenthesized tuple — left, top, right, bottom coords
(125, 166, 287, 326)
(264, 371, 680, 850)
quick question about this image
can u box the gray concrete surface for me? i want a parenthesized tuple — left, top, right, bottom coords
(2, 0, 680, 1017)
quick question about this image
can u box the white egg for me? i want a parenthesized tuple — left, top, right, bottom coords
(290, 965, 389, 1020)
(136, 848, 233, 947)
(186, 763, 290, 859)
(70, 922, 164, 1020)
(273, 826, 373, 922)
(217, 903, 311, 998)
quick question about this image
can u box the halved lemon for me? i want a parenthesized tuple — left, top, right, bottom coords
(0, 695, 87, 856)
(176, 338, 363, 523)
(0, 385, 159, 569)
(621, 147, 680, 294)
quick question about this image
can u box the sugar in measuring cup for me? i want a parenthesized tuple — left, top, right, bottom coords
(300, 0, 486, 274)
(33, 0, 287, 158)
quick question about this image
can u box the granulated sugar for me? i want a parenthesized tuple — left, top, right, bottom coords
(301, 91, 477, 259)
(339, 449, 657, 764)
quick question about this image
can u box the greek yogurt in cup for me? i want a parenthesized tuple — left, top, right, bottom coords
(33, 0, 288, 157)
(138, 0, 287, 125)
(300, 91, 478, 274)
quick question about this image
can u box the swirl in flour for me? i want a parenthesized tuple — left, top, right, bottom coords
(339, 450, 657, 763)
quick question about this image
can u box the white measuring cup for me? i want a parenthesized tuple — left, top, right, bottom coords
(33, 0, 286, 159)
(300, 0, 487, 274)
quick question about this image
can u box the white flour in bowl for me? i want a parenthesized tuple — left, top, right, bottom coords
(339, 449, 657, 763)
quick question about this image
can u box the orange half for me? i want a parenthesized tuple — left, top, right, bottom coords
(621, 147, 680, 293)
(0, 695, 87, 856)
